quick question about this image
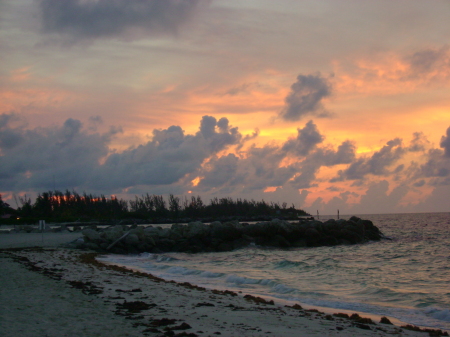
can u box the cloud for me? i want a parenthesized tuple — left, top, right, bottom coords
(331, 138, 405, 181)
(407, 127, 450, 186)
(312, 140, 356, 167)
(197, 154, 239, 188)
(0, 114, 245, 193)
(282, 120, 324, 156)
(440, 126, 450, 157)
(39, 0, 210, 41)
(417, 149, 450, 179)
(233, 144, 296, 191)
(90, 116, 244, 190)
(199, 116, 242, 152)
(0, 114, 113, 190)
(2, 115, 449, 213)
(279, 73, 332, 121)
(354, 181, 409, 214)
(289, 162, 319, 189)
(306, 181, 410, 215)
(408, 132, 430, 152)
(406, 46, 450, 78)
(0, 114, 25, 151)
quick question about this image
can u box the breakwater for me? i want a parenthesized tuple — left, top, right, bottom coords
(77, 216, 384, 254)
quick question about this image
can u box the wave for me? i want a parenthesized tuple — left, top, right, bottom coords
(274, 260, 309, 269)
(425, 308, 450, 323)
(276, 295, 450, 331)
(225, 274, 299, 295)
(138, 252, 179, 262)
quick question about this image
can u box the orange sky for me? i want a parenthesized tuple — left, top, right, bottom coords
(1, 0, 449, 214)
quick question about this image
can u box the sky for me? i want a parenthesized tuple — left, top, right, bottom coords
(1, 0, 450, 215)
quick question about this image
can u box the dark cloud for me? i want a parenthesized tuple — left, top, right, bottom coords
(308, 181, 410, 215)
(235, 144, 295, 190)
(88, 115, 104, 131)
(39, 0, 209, 41)
(237, 128, 259, 151)
(331, 138, 405, 181)
(194, 143, 297, 193)
(289, 162, 319, 189)
(287, 140, 356, 189)
(406, 128, 450, 186)
(393, 164, 404, 174)
(0, 114, 25, 151)
(408, 132, 430, 152)
(282, 120, 324, 156)
(0, 115, 112, 190)
(2, 115, 448, 213)
(0, 113, 17, 129)
(0, 114, 245, 193)
(356, 181, 409, 214)
(406, 46, 450, 75)
(194, 120, 357, 193)
(440, 126, 450, 157)
(311, 140, 356, 167)
(418, 149, 450, 179)
(199, 116, 242, 152)
(198, 154, 239, 188)
(279, 73, 332, 121)
(90, 116, 243, 189)
(224, 83, 253, 96)
(414, 179, 425, 187)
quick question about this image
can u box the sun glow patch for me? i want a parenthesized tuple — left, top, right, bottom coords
(191, 177, 201, 186)
(263, 186, 278, 193)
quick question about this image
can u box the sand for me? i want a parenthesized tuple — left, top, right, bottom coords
(0, 232, 446, 337)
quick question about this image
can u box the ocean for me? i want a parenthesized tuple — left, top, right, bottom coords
(98, 212, 450, 331)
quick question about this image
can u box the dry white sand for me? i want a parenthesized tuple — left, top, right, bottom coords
(0, 233, 445, 337)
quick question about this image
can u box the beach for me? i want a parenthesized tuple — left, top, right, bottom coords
(1, 232, 447, 337)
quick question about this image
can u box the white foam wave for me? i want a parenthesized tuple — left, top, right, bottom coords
(166, 266, 200, 275)
(199, 271, 224, 278)
(425, 308, 450, 322)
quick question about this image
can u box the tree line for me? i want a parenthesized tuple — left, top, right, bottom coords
(1, 190, 308, 223)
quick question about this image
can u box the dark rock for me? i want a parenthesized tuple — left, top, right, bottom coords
(84, 242, 100, 250)
(304, 227, 321, 246)
(124, 233, 140, 246)
(319, 235, 339, 246)
(82, 228, 100, 242)
(157, 238, 176, 252)
(74, 216, 384, 254)
(210, 222, 241, 241)
(272, 234, 291, 248)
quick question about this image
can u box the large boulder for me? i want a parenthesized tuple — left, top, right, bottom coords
(129, 227, 145, 241)
(82, 228, 100, 242)
(124, 233, 140, 246)
(338, 228, 362, 244)
(185, 221, 210, 239)
(304, 227, 322, 246)
(102, 225, 124, 241)
(210, 222, 241, 241)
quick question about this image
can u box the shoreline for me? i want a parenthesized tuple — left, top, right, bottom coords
(99, 256, 445, 334)
(0, 232, 448, 337)
(1, 254, 447, 336)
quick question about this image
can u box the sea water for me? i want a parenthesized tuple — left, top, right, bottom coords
(98, 212, 450, 331)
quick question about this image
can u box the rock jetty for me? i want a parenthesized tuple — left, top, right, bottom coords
(75, 216, 384, 254)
